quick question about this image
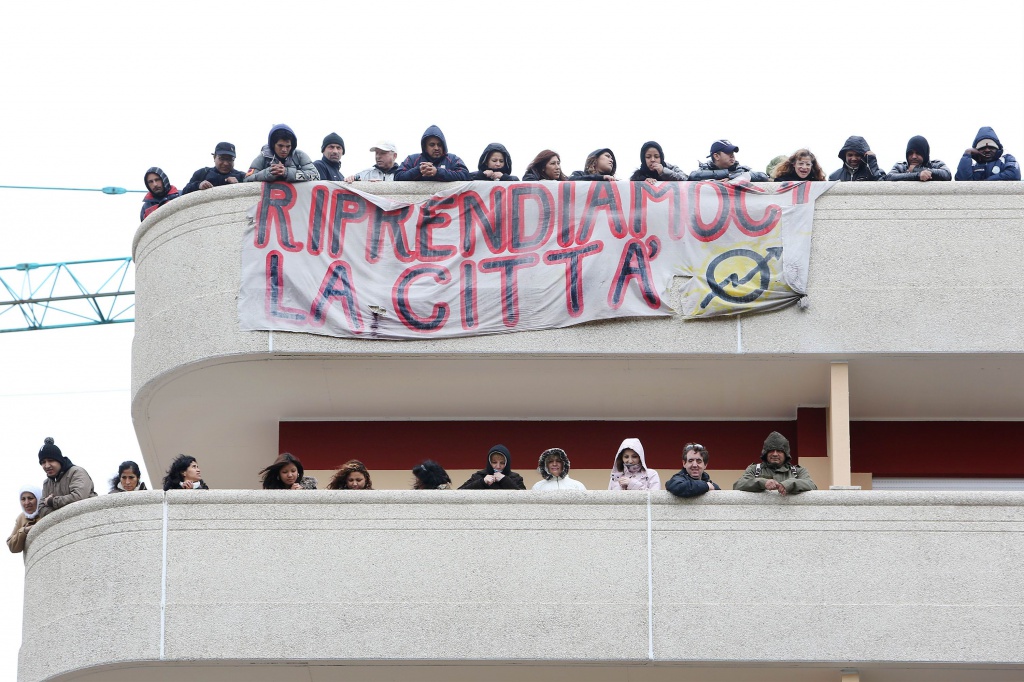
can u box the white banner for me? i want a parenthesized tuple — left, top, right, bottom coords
(238, 180, 834, 339)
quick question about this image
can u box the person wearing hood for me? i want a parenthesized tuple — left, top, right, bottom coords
(532, 448, 587, 491)
(182, 142, 245, 194)
(468, 143, 519, 181)
(733, 432, 816, 496)
(569, 148, 618, 181)
(140, 167, 181, 221)
(827, 136, 885, 182)
(108, 460, 148, 493)
(955, 126, 1020, 181)
(771, 149, 826, 182)
(629, 142, 687, 184)
(459, 444, 526, 490)
(313, 132, 346, 182)
(412, 460, 452, 489)
(36, 437, 97, 520)
(608, 438, 661, 490)
(394, 125, 470, 181)
(162, 454, 210, 491)
(523, 149, 569, 181)
(885, 136, 951, 182)
(666, 443, 720, 498)
(244, 123, 319, 183)
(346, 141, 401, 182)
(688, 140, 770, 182)
(8, 484, 42, 554)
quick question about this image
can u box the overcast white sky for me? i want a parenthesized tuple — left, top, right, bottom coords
(1, 1, 1022, 679)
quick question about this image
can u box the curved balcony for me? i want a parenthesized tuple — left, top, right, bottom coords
(20, 490, 1024, 682)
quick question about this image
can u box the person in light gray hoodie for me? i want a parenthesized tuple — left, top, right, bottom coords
(244, 123, 319, 183)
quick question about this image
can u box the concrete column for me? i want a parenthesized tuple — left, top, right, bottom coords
(828, 363, 853, 488)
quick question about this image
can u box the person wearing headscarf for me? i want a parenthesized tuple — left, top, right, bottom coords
(532, 448, 586, 491)
(8, 485, 43, 554)
(607, 438, 661, 490)
(37, 437, 97, 520)
(458, 444, 526, 490)
(629, 141, 687, 183)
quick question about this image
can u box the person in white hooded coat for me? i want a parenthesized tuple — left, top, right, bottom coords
(8, 484, 43, 554)
(532, 448, 587, 491)
(608, 438, 661, 491)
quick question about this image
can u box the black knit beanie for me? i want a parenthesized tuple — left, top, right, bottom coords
(38, 436, 73, 471)
(322, 132, 345, 154)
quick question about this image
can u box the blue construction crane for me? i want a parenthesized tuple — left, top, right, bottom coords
(0, 258, 134, 333)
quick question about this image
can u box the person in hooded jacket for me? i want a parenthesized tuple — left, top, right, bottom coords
(733, 432, 816, 496)
(458, 444, 526, 490)
(828, 136, 885, 182)
(140, 167, 181, 221)
(885, 135, 951, 182)
(608, 438, 661, 490)
(244, 123, 319, 183)
(394, 125, 470, 181)
(532, 448, 587, 491)
(569, 148, 618, 181)
(629, 142, 687, 184)
(313, 132, 346, 182)
(8, 484, 42, 554)
(955, 126, 1020, 181)
(523, 150, 569, 181)
(468, 143, 519, 181)
(666, 443, 720, 498)
(688, 140, 770, 182)
(36, 437, 97, 520)
(108, 460, 148, 493)
(182, 142, 246, 194)
(771, 149, 827, 182)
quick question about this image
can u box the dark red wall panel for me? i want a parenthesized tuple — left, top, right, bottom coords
(850, 422, 1024, 477)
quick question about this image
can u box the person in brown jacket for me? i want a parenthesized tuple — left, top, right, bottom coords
(7, 484, 42, 553)
(37, 437, 97, 519)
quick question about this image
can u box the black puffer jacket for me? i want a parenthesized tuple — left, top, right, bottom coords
(828, 135, 885, 181)
(458, 444, 526, 490)
(629, 141, 688, 181)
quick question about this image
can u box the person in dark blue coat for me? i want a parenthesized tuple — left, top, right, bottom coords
(666, 443, 721, 499)
(313, 132, 346, 182)
(394, 125, 470, 181)
(181, 142, 246, 194)
(468, 143, 519, 181)
(955, 127, 1020, 181)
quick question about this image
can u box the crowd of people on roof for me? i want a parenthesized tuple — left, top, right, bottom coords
(139, 123, 1020, 220)
(10, 433, 816, 554)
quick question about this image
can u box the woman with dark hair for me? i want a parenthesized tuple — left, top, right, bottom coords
(259, 452, 317, 490)
(412, 460, 452, 490)
(569, 148, 618, 181)
(162, 455, 209, 491)
(772, 149, 826, 181)
(523, 150, 568, 181)
(468, 143, 519, 181)
(327, 460, 373, 490)
(108, 461, 148, 493)
(629, 141, 687, 184)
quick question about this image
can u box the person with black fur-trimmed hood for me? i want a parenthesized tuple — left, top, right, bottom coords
(412, 460, 452, 490)
(629, 142, 687, 184)
(313, 132, 346, 182)
(458, 444, 526, 490)
(733, 432, 816, 496)
(608, 438, 661, 490)
(666, 443, 720, 498)
(828, 135, 885, 182)
(885, 136, 951, 182)
(569, 148, 618, 181)
(140, 167, 181, 221)
(955, 126, 1020, 181)
(36, 437, 97, 519)
(532, 448, 586, 491)
(244, 123, 319, 183)
(468, 143, 519, 181)
(688, 140, 770, 182)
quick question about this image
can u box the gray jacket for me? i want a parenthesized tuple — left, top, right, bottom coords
(351, 164, 399, 182)
(244, 147, 319, 183)
(885, 160, 952, 182)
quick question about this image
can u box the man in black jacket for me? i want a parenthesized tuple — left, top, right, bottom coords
(182, 142, 245, 194)
(314, 132, 346, 182)
(688, 140, 770, 182)
(828, 136, 885, 181)
(666, 443, 721, 498)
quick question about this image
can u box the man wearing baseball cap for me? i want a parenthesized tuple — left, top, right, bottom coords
(955, 126, 1020, 181)
(182, 142, 246, 194)
(314, 132, 346, 182)
(688, 139, 770, 182)
(345, 140, 401, 182)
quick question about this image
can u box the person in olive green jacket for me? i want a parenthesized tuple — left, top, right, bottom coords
(733, 432, 816, 496)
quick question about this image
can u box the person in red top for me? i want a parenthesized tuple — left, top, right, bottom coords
(140, 167, 180, 221)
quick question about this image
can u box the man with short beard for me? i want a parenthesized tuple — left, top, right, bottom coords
(733, 432, 816, 496)
(182, 142, 245, 194)
(345, 141, 401, 182)
(955, 127, 1020, 181)
(666, 443, 721, 498)
(314, 132, 346, 182)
